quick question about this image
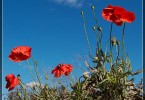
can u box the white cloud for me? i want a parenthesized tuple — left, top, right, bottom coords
(26, 82, 44, 89)
(50, 0, 83, 8)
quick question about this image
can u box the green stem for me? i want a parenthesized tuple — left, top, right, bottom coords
(26, 60, 35, 81)
(17, 92, 23, 100)
(32, 57, 43, 89)
(92, 8, 98, 27)
(45, 88, 55, 100)
(22, 82, 41, 96)
(116, 45, 120, 71)
(122, 23, 126, 70)
(19, 80, 28, 100)
(92, 8, 103, 50)
(122, 23, 126, 98)
(93, 29, 100, 51)
(81, 13, 93, 57)
(110, 23, 113, 67)
(99, 31, 103, 49)
(105, 39, 110, 56)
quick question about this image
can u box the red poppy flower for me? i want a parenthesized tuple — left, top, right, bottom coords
(120, 11, 135, 23)
(61, 64, 73, 76)
(51, 64, 73, 78)
(102, 5, 135, 26)
(9, 46, 32, 62)
(5, 74, 20, 91)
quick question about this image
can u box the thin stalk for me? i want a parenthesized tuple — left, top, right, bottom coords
(18, 96, 23, 100)
(45, 88, 55, 100)
(122, 23, 127, 98)
(32, 58, 42, 83)
(99, 31, 103, 49)
(116, 45, 120, 71)
(122, 23, 126, 70)
(68, 74, 75, 85)
(93, 29, 100, 51)
(22, 82, 41, 96)
(105, 39, 110, 56)
(92, 8, 103, 50)
(104, 39, 110, 69)
(17, 92, 23, 100)
(92, 7, 98, 27)
(32, 57, 43, 88)
(110, 23, 113, 67)
(77, 76, 83, 99)
(26, 60, 35, 81)
(81, 13, 93, 57)
(19, 80, 28, 100)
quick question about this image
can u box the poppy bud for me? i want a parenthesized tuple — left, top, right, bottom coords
(90, 68, 98, 73)
(99, 61, 103, 66)
(94, 57, 99, 61)
(116, 40, 120, 45)
(118, 67, 123, 73)
(17, 74, 21, 80)
(81, 11, 84, 15)
(105, 56, 109, 62)
(45, 73, 48, 81)
(126, 63, 130, 68)
(92, 26, 96, 31)
(17, 92, 21, 97)
(83, 72, 90, 78)
(57, 64, 61, 67)
(91, 5, 95, 10)
(44, 84, 49, 90)
(111, 37, 117, 46)
(96, 50, 99, 55)
(97, 27, 102, 31)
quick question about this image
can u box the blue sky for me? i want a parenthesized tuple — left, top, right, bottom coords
(2, 0, 142, 97)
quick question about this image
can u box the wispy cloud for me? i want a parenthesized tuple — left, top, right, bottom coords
(49, 0, 83, 8)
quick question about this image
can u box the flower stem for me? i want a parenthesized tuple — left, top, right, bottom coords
(92, 7, 98, 27)
(92, 8, 103, 50)
(110, 23, 113, 67)
(116, 45, 120, 71)
(32, 57, 43, 89)
(122, 23, 126, 70)
(122, 22, 126, 97)
(19, 80, 28, 100)
(81, 12, 93, 58)
(26, 60, 35, 81)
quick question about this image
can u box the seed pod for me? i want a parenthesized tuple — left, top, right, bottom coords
(111, 37, 117, 46)
(17, 92, 21, 97)
(91, 5, 95, 10)
(92, 26, 96, 31)
(45, 73, 49, 81)
(17, 74, 21, 80)
(83, 72, 90, 78)
(116, 40, 120, 45)
(44, 84, 49, 90)
(98, 61, 103, 66)
(81, 11, 84, 15)
(97, 27, 102, 31)
(90, 68, 98, 73)
(95, 57, 99, 60)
